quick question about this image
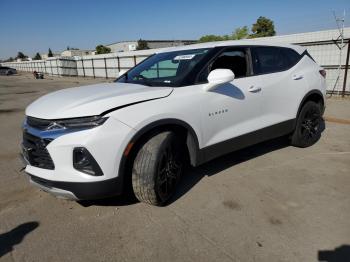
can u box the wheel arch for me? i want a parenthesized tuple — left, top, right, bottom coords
(118, 118, 202, 192)
(296, 90, 325, 119)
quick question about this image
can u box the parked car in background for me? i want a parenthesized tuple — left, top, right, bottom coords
(0, 66, 17, 75)
(21, 40, 326, 206)
(33, 71, 44, 79)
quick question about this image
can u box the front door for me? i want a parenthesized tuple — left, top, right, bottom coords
(198, 47, 266, 159)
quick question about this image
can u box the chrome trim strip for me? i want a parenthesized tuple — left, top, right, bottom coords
(23, 118, 89, 140)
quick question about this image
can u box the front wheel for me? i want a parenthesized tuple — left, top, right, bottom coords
(291, 101, 323, 148)
(131, 131, 184, 206)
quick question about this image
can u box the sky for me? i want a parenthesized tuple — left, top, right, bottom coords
(0, 0, 349, 59)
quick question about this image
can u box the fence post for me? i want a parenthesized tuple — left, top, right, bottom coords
(49, 60, 53, 75)
(82, 59, 86, 77)
(91, 58, 95, 78)
(104, 57, 108, 79)
(342, 40, 350, 97)
(117, 57, 120, 72)
(133, 55, 136, 66)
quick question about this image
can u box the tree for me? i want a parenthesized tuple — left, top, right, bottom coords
(197, 16, 277, 42)
(4, 57, 14, 62)
(48, 48, 53, 57)
(250, 16, 276, 38)
(33, 53, 42, 60)
(95, 45, 111, 54)
(16, 52, 27, 59)
(136, 39, 149, 50)
(231, 26, 249, 40)
(198, 26, 249, 43)
(67, 46, 79, 50)
(198, 35, 225, 43)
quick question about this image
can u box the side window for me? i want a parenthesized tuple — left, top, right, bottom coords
(252, 47, 291, 74)
(197, 48, 248, 83)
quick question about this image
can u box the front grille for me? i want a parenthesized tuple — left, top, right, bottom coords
(22, 131, 55, 170)
(26, 117, 52, 130)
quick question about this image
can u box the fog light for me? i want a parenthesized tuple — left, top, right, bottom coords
(73, 147, 103, 176)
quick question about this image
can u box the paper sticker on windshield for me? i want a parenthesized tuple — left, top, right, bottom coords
(173, 54, 196, 60)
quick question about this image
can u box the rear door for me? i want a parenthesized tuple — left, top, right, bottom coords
(250, 46, 308, 125)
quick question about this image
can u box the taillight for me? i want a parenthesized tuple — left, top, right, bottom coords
(319, 69, 326, 78)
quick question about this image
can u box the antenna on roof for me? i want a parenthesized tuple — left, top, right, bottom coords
(329, 10, 346, 96)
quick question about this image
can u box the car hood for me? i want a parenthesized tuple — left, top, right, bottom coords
(26, 82, 173, 119)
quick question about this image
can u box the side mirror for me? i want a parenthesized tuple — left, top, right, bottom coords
(204, 69, 235, 91)
(118, 69, 127, 77)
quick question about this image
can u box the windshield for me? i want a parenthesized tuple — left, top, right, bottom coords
(116, 48, 212, 87)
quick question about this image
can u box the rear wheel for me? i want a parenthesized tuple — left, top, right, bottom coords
(131, 131, 184, 206)
(291, 101, 322, 147)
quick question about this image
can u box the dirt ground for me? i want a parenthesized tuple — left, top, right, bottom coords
(0, 73, 349, 262)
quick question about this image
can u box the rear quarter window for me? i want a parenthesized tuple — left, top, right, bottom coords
(280, 48, 301, 67)
(252, 47, 301, 75)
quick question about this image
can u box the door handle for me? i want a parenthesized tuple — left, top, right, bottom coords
(292, 74, 303, 80)
(248, 86, 262, 93)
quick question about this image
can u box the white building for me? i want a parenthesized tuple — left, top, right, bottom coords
(41, 52, 61, 60)
(60, 49, 93, 57)
(105, 40, 196, 53)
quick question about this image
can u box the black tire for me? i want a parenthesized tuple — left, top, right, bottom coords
(132, 131, 184, 206)
(291, 101, 322, 148)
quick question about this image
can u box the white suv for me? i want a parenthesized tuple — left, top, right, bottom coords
(21, 41, 326, 206)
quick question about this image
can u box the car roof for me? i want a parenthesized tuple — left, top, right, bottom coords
(157, 40, 306, 54)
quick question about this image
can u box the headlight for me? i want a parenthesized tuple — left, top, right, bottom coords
(52, 116, 108, 130)
(26, 116, 108, 130)
(52, 116, 108, 129)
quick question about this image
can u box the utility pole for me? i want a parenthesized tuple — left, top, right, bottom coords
(331, 10, 346, 96)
